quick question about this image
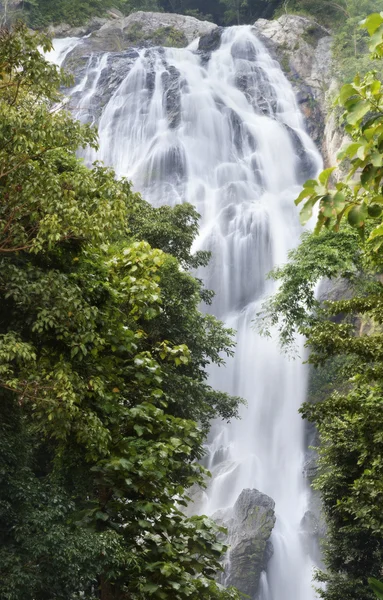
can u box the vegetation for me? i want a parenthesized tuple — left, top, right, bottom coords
(3, 0, 281, 28)
(0, 23, 243, 600)
(259, 13, 383, 600)
(273, 0, 383, 80)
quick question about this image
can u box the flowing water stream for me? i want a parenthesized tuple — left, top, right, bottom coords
(53, 25, 322, 600)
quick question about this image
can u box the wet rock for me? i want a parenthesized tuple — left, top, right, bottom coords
(225, 107, 244, 154)
(284, 124, 318, 182)
(231, 38, 258, 61)
(303, 454, 319, 481)
(301, 509, 320, 536)
(301, 493, 327, 566)
(63, 47, 140, 123)
(213, 489, 276, 596)
(235, 66, 277, 115)
(198, 27, 223, 54)
(162, 65, 182, 129)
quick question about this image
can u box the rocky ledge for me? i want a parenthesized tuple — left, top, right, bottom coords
(60, 11, 217, 52)
(213, 489, 276, 596)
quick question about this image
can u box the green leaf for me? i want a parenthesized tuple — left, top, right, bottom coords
(333, 192, 346, 213)
(348, 203, 368, 228)
(368, 223, 383, 240)
(361, 13, 383, 36)
(141, 583, 160, 593)
(339, 84, 358, 105)
(338, 142, 361, 161)
(299, 199, 315, 224)
(346, 100, 370, 125)
(361, 164, 378, 187)
(368, 578, 383, 600)
(303, 179, 319, 189)
(319, 168, 336, 186)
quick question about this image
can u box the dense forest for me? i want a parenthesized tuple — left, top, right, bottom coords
(1, 1, 383, 600)
(0, 24, 244, 600)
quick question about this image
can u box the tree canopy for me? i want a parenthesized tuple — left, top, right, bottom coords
(0, 23, 242, 600)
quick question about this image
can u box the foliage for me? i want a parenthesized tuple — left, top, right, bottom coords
(295, 14, 383, 250)
(20, 0, 161, 28)
(257, 229, 361, 349)
(150, 25, 188, 46)
(369, 579, 383, 600)
(259, 230, 383, 599)
(259, 14, 383, 600)
(0, 24, 242, 600)
(274, 0, 383, 81)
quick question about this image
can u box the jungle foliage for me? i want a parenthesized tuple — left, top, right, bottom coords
(259, 14, 383, 600)
(0, 24, 242, 600)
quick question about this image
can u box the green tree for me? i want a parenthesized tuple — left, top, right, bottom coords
(0, 24, 241, 600)
(258, 14, 383, 600)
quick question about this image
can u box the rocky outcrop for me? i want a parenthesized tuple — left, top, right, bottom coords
(213, 489, 276, 596)
(49, 16, 111, 39)
(61, 10, 218, 86)
(64, 11, 216, 54)
(254, 14, 345, 163)
(254, 15, 330, 83)
(198, 27, 224, 55)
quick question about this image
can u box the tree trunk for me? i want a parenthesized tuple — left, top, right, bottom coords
(100, 576, 121, 600)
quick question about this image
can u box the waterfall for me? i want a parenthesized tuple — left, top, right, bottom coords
(54, 24, 323, 600)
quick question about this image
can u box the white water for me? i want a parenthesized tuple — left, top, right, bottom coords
(54, 26, 322, 600)
(45, 36, 81, 67)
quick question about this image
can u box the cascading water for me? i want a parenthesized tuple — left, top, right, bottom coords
(55, 24, 323, 600)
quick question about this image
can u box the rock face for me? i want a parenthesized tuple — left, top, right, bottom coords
(254, 15, 330, 82)
(64, 11, 217, 53)
(213, 489, 276, 596)
(114, 11, 217, 44)
(49, 16, 111, 39)
(254, 14, 345, 163)
(198, 27, 224, 55)
(254, 15, 331, 146)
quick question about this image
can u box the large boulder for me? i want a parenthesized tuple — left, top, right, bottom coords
(198, 27, 224, 55)
(49, 16, 110, 39)
(213, 489, 276, 596)
(61, 11, 218, 83)
(66, 11, 217, 54)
